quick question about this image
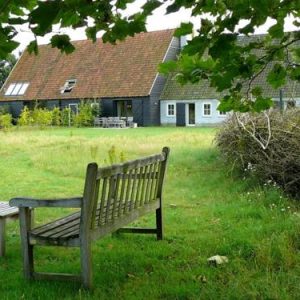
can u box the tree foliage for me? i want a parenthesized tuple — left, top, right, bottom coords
(0, 53, 17, 88)
(0, 0, 300, 112)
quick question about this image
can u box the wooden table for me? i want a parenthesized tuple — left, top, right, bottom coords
(0, 202, 19, 257)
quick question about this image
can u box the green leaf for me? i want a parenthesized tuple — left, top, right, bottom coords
(116, 0, 134, 9)
(30, 0, 61, 35)
(268, 21, 284, 39)
(289, 66, 300, 81)
(267, 63, 286, 88)
(0, 39, 19, 59)
(142, 0, 162, 15)
(174, 22, 193, 37)
(86, 27, 97, 42)
(158, 60, 177, 75)
(251, 86, 262, 97)
(252, 96, 274, 112)
(27, 40, 38, 55)
(60, 11, 81, 27)
(50, 34, 75, 54)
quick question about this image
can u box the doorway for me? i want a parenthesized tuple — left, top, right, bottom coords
(116, 100, 133, 117)
(187, 103, 195, 125)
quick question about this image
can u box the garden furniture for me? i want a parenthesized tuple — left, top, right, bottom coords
(10, 147, 170, 289)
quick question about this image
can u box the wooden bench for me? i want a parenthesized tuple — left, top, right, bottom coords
(10, 147, 170, 289)
(0, 202, 19, 257)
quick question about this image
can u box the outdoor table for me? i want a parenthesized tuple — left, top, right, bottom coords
(0, 202, 19, 257)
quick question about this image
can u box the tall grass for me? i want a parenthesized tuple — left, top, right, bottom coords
(0, 127, 299, 299)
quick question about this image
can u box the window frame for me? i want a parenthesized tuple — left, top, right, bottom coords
(166, 103, 176, 117)
(218, 110, 227, 116)
(202, 103, 212, 117)
(4, 82, 29, 96)
(61, 79, 77, 94)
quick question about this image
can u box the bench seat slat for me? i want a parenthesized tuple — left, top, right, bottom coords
(29, 198, 159, 243)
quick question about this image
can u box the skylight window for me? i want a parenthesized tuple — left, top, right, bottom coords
(4, 82, 29, 96)
(61, 79, 77, 94)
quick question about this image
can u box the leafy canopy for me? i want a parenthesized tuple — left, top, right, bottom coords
(1, 0, 300, 112)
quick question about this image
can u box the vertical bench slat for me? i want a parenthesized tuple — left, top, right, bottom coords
(118, 174, 126, 218)
(134, 167, 144, 209)
(149, 162, 158, 202)
(153, 163, 161, 201)
(91, 179, 100, 229)
(139, 165, 148, 207)
(98, 178, 108, 227)
(145, 163, 154, 204)
(112, 174, 121, 220)
(130, 168, 138, 212)
(105, 176, 116, 223)
(123, 170, 133, 214)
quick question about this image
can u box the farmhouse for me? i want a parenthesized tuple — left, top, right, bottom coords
(160, 34, 300, 126)
(0, 29, 180, 126)
(160, 75, 300, 126)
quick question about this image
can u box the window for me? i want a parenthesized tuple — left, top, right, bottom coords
(61, 79, 77, 93)
(167, 103, 175, 116)
(219, 110, 227, 116)
(203, 103, 211, 116)
(4, 82, 29, 96)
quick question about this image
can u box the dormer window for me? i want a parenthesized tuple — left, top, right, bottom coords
(5, 82, 29, 96)
(61, 79, 77, 94)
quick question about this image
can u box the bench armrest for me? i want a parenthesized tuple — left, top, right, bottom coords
(9, 197, 83, 208)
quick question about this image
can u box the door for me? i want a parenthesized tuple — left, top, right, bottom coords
(187, 103, 195, 125)
(116, 100, 133, 117)
(176, 103, 186, 126)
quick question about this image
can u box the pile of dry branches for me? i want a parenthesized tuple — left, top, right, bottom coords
(216, 108, 300, 199)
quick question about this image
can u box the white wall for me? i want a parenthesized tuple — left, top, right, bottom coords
(160, 99, 228, 125)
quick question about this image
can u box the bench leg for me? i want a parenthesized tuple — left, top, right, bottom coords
(0, 218, 6, 257)
(19, 208, 34, 279)
(156, 207, 163, 240)
(80, 241, 93, 289)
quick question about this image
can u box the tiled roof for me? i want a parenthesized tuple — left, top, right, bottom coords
(0, 29, 175, 101)
(161, 33, 300, 100)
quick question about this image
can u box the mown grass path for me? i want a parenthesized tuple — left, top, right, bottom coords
(0, 127, 299, 299)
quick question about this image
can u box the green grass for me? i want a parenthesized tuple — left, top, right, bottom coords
(0, 126, 299, 299)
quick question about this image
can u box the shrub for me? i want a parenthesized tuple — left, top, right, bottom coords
(52, 107, 61, 126)
(73, 101, 94, 127)
(215, 109, 300, 199)
(18, 106, 33, 126)
(61, 107, 72, 126)
(31, 108, 52, 128)
(0, 113, 12, 130)
(0, 105, 10, 115)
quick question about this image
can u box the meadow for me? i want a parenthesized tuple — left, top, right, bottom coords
(0, 127, 299, 299)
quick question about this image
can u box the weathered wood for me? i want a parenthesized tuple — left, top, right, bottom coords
(0, 218, 5, 256)
(115, 227, 158, 234)
(10, 197, 83, 208)
(12, 147, 170, 289)
(91, 201, 160, 241)
(19, 207, 34, 279)
(34, 272, 81, 282)
(0, 202, 31, 257)
(97, 153, 166, 179)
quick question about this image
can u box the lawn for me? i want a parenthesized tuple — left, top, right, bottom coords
(0, 127, 299, 299)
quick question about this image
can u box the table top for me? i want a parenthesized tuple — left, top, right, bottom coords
(0, 202, 18, 218)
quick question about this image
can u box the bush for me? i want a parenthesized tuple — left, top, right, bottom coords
(18, 106, 33, 126)
(31, 108, 52, 128)
(215, 109, 300, 199)
(52, 107, 61, 126)
(73, 101, 94, 127)
(0, 113, 12, 130)
(61, 107, 72, 126)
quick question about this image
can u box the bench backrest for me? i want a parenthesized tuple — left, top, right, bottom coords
(80, 147, 170, 233)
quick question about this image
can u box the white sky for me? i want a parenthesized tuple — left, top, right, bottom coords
(13, 1, 299, 56)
